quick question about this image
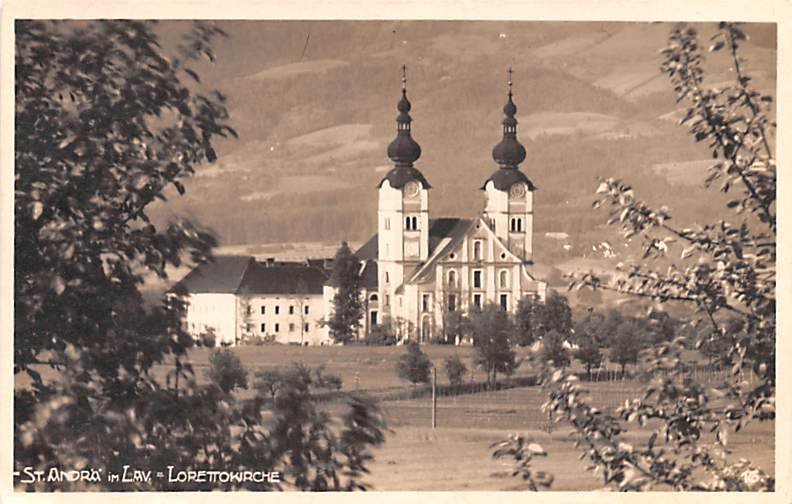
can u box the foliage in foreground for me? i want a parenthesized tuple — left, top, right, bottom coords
(14, 20, 386, 491)
(495, 22, 775, 491)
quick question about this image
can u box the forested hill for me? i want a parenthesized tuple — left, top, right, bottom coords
(148, 21, 776, 270)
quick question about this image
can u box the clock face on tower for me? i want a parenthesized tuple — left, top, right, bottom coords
(509, 183, 526, 199)
(404, 181, 420, 198)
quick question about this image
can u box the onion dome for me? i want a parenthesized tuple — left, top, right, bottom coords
(483, 68, 534, 191)
(387, 66, 422, 167)
(379, 65, 431, 189)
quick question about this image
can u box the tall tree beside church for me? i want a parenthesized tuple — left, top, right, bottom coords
(328, 242, 364, 344)
(512, 294, 540, 346)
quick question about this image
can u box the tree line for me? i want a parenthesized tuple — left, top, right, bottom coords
(388, 290, 697, 389)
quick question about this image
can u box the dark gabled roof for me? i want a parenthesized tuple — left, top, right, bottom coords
(354, 218, 470, 267)
(174, 255, 254, 294)
(236, 262, 328, 295)
(411, 218, 473, 283)
(481, 167, 536, 191)
(428, 218, 469, 253)
(355, 235, 378, 261)
(306, 258, 334, 271)
(359, 260, 378, 289)
(324, 260, 379, 289)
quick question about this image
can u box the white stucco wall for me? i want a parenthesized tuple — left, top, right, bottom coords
(483, 180, 534, 262)
(184, 293, 239, 346)
(239, 294, 329, 345)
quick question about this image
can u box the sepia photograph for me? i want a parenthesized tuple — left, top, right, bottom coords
(3, 1, 785, 496)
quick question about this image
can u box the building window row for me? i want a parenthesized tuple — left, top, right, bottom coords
(445, 268, 511, 289)
(255, 322, 311, 333)
(250, 304, 310, 316)
(405, 215, 419, 231)
(444, 293, 509, 313)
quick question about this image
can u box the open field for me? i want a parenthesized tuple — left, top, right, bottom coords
(15, 344, 499, 397)
(365, 421, 774, 491)
(16, 343, 735, 397)
(16, 344, 774, 491)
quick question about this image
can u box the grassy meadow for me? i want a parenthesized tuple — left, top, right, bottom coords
(16, 343, 775, 491)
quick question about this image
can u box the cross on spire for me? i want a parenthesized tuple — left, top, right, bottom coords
(507, 67, 513, 96)
(401, 64, 407, 92)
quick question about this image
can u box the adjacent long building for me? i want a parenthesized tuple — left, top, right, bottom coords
(176, 257, 331, 346)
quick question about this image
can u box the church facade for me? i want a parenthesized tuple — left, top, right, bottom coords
(344, 70, 548, 343)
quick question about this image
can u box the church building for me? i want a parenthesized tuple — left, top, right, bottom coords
(177, 67, 547, 346)
(348, 68, 548, 343)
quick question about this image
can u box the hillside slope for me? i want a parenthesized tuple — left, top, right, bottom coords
(148, 21, 776, 274)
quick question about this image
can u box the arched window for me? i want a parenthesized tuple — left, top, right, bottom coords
(499, 270, 509, 289)
(473, 240, 482, 261)
(510, 217, 523, 232)
(447, 269, 457, 288)
(370, 293, 379, 302)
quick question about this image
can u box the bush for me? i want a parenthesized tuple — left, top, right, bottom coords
(444, 355, 467, 386)
(240, 333, 277, 346)
(206, 348, 248, 394)
(254, 364, 343, 404)
(395, 342, 432, 387)
(366, 324, 396, 346)
(199, 327, 217, 348)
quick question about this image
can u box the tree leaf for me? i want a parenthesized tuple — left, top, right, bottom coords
(31, 201, 44, 220)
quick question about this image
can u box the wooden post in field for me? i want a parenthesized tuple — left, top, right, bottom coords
(431, 366, 437, 429)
